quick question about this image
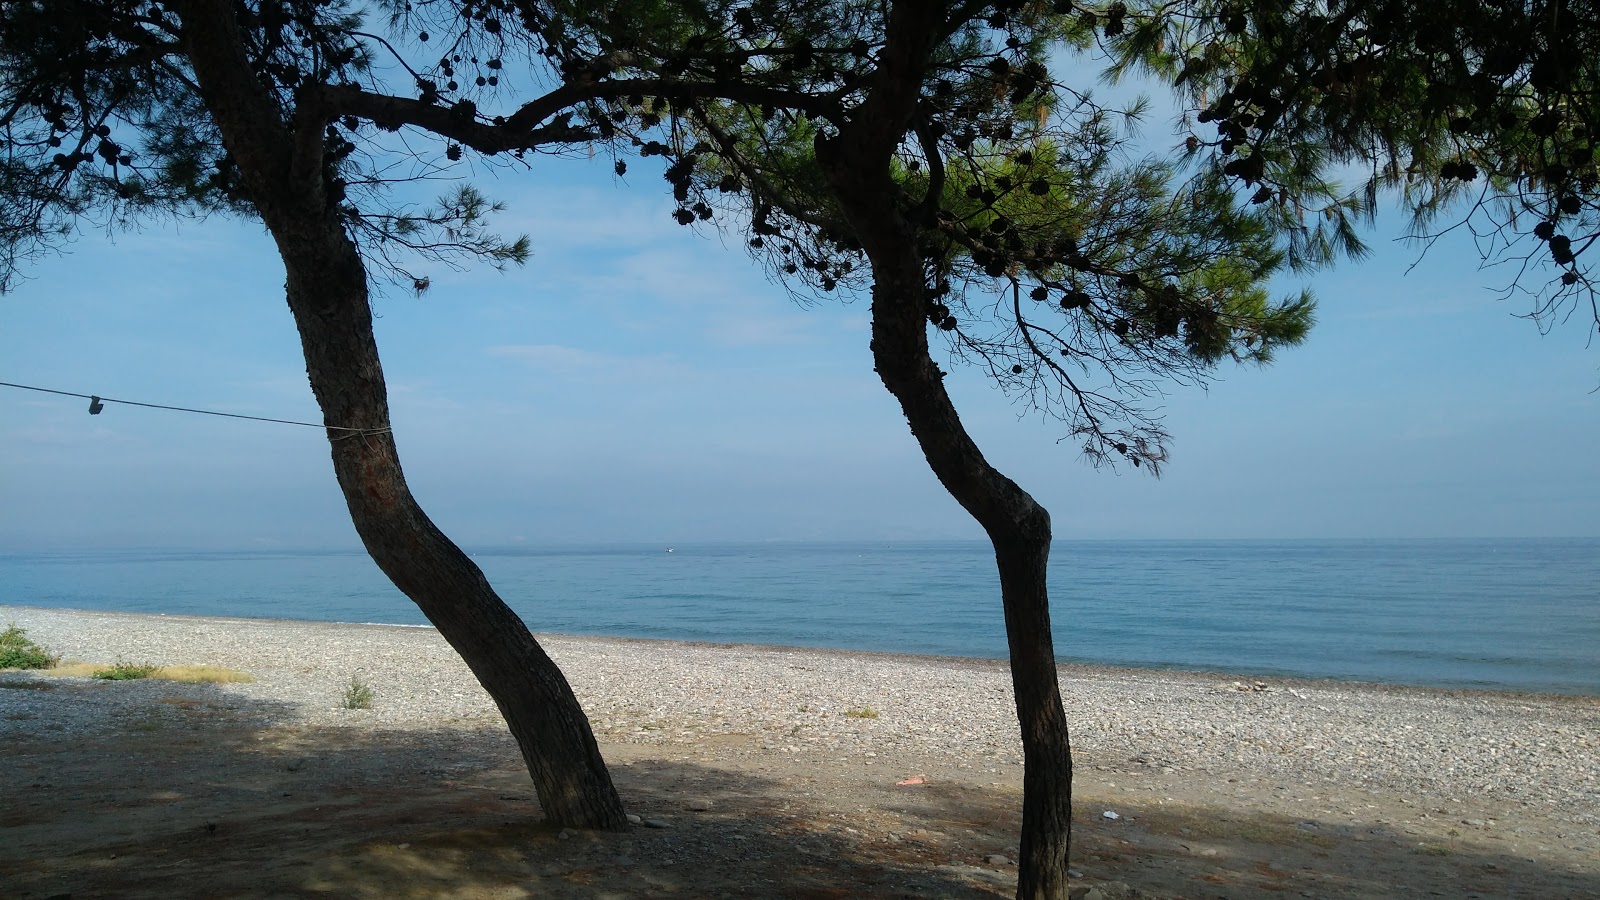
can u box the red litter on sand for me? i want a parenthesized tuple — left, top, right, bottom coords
(896, 775, 928, 786)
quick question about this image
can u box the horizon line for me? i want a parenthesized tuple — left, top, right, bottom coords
(5, 534, 1599, 555)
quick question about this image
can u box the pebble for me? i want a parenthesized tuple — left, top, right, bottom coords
(642, 818, 671, 829)
(686, 799, 713, 812)
(2, 605, 1596, 833)
(985, 854, 1012, 866)
(625, 814, 642, 825)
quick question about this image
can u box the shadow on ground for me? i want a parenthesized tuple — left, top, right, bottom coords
(1, 675, 1006, 899)
(1, 674, 1595, 899)
(884, 775, 1599, 899)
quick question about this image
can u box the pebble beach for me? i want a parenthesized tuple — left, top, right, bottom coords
(4, 603, 1596, 815)
(3, 603, 1598, 898)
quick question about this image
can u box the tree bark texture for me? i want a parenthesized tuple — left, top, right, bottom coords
(813, 5, 1074, 897)
(276, 236, 626, 830)
(173, 0, 626, 829)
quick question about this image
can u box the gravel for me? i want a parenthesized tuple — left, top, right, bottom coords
(3, 604, 1596, 825)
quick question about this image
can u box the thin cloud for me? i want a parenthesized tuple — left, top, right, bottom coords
(584, 248, 827, 347)
(703, 315, 818, 348)
(481, 178, 836, 349)
(1342, 290, 1496, 322)
(488, 343, 696, 385)
(6, 424, 129, 446)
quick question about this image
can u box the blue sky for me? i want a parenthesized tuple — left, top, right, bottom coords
(2, 145, 1598, 550)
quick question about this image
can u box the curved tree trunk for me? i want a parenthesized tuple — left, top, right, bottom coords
(174, 0, 626, 830)
(275, 231, 627, 830)
(855, 233, 1073, 900)
(812, 6, 1073, 896)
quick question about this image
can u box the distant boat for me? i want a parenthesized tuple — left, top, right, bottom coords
(666, 548, 674, 553)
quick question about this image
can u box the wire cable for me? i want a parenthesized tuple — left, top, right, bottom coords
(0, 380, 386, 433)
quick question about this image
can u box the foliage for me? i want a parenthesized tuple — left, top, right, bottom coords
(843, 706, 879, 719)
(1118, 0, 1600, 333)
(0, 625, 57, 670)
(0, 0, 1326, 467)
(518, 2, 1313, 469)
(91, 661, 160, 681)
(0, 0, 542, 294)
(341, 675, 374, 710)
(6, 1, 1591, 451)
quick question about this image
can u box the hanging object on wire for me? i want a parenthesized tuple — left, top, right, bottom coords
(0, 379, 383, 434)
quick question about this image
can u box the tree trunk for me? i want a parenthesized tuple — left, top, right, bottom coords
(997, 539, 1074, 900)
(173, 0, 626, 830)
(863, 252, 1073, 900)
(818, 151, 1074, 900)
(813, 5, 1075, 883)
(276, 232, 627, 830)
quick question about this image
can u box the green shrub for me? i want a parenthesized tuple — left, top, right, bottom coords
(341, 675, 374, 710)
(844, 706, 879, 719)
(0, 625, 58, 670)
(92, 661, 160, 681)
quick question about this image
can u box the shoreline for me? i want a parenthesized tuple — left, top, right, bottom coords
(4, 602, 1596, 703)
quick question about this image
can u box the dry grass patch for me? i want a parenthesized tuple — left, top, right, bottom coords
(37, 661, 253, 683)
(43, 661, 104, 678)
(157, 664, 255, 684)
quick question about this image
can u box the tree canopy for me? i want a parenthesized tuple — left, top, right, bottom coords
(0, 0, 537, 290)
(1, 0, 1332, 468)
(1122, 0, 1600, 332)
(493, 1, 1315, 469)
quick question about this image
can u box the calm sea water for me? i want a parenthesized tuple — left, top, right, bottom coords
(2, 540, 1596, 695)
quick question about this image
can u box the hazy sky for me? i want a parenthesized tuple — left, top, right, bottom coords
(3, 143, 1598, 550)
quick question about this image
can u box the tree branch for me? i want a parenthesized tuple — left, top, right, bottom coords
(170, 0, 295, 195)
(319, 77, 834, 155)
(909, 118, 946, 225)
(694, 111, 840, 233)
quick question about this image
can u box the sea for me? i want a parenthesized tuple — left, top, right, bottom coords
(2, 539, 1596, 696)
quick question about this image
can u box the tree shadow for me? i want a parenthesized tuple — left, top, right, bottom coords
(0, 674, 1009, 899)
(3, 673, 1594, 900)
(876, 773, 1600, 899)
